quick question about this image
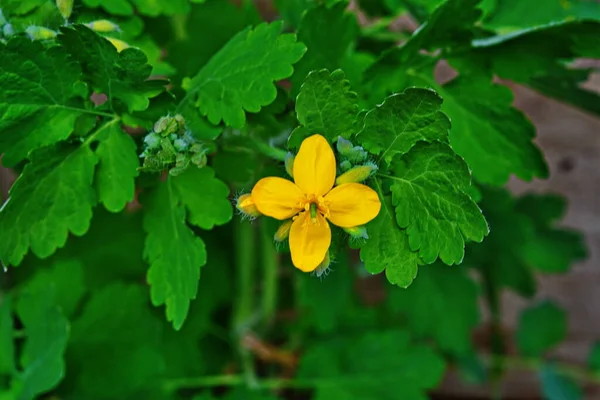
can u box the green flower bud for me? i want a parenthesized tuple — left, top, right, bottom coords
(284, 152, 295, 178)
(191, 152, 207, 168)
(335, 162, 378, 185)
(313, 252, 331, 278)
(106, 37, 129, 53)
(86, 19, 120, 33)
(2, 24, 14, 38)
(236, 194, 261, 219)
(26, 26, 57, 41)
(343, 225, 369, 240)
(174, 114, 186, 133)
(274, 219, 292, 242)
(339, 160, 352, 172)
(169, 153, 190, 176)
(173, 138, 188, 152)
(336, 136, 368, 163)
(143, 132, 161, 149)
(154, 116, 179, 136)
(336, 136, 353, 154)
(56, 0, 73, 19)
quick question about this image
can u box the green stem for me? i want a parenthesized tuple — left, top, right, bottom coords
(260, 220, 278, 331)
(250, 137, 287, 162)
(480, 267, 504, 400)
(170, 14, 188, 41)
(232, 216, 258, 387)
(81, 118, 121, 148)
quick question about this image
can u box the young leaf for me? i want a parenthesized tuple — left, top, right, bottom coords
(13, 284, 69, 400)
(360, 193, 419, 288)
(180, 21, 306, 129)
(143, 179, 207, 330)
(388, 142, 488, 265)
(94, 123, 139, 213)
(171, 167, 232, 230)
(0, 143, 98, 266)
(59, 25, 165, 113)
(0, 294, 14, 375)
(516, 300, 567, 358)
(291, 2, 358, 94)
(356, 88, 449, 164)
(66, 283, 165, 398)
(387, 263, 480, 355)
(0, 37, 87, 166)
(290, 69, 359, 148)
(298, 330, 445, 399)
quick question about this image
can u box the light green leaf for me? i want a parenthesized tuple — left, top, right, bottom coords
(14, 284, 68, 400)
(387, 263, 479, 355)
(517, 300, 567, 358)
(143, 179, 207, 330)
(95, 123, 139, 213)
(387, 142, 488, 265)
(59, 25, 165, 113)
(180, 21, 306, 128)
(540, 364, 583, 400)
(0, 143, 98, 266)
(291, 2, 358, 94)
(356, 88, 450, 164)
(291, 69, 359, 148)
(360, 189, 419, 288)
(0, 37, 86, 166)
(67, 283, 165, 398)
(171, 167, 232, 230)
(0, 294, 14, 375)
(298, 330, 446, 400)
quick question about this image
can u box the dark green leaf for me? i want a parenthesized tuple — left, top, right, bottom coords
(82, 0, 192, 16)
(517, 300, 567, 358)
(587, 341, 600, 373)
(356, 88, 450, 164)
(0, 294, 14, 375)
(180, 21, 306, 128)
(388, 142, 488, 264)
(291, 69, 359, 148)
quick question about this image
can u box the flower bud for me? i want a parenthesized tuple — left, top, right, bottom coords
(336, 136, 368, 163)
(236, 194, 261, 219)
(3, 24, 14, 38)
(284, 152, 294, 178)
(274, 220, 293, 242)
(335, 162, 378, 185)
(86, 19, 120, 33)
(336, 136, 353, 154)
(56, 0, 73, 19)
(339, 160, 352, 172)
(343, 225, 369, 240)
(191, 152, 207, 168)
(173, 138, 189, 152)
(106, 37, 129, 52)
(143, 132, 161, 149)
(154, 116, 179, 136)
(313, 252, 331, 278)
(26, 26, 57, 41)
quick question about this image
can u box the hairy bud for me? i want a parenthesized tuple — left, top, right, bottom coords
(343, 225, 369, 240)
(56, 0, 73, 19)
(335, 162, 378, 185)
(26, 26, 57, 41)
(336, 136, 368, 162)
(284, 152, 295, 178)
(313, 252, 331, 278)
(236, 194, 261, 219)
(106, 37, 129, 52)
(339, 160, 352, 172)
(274, 220, 293, 242)
(86, 19, 120, 33)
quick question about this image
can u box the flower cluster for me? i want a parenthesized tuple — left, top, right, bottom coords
(139, 114, 208, 176)
(237, 134, 381, 274)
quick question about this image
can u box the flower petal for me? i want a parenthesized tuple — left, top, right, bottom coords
(289, 211, 331, 272)
(251, 177, 304, 220)
(293, 134, 336, 197)
(324, 183, 381, 228)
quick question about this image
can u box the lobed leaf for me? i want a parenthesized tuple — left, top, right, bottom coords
(517, 300, 567, 358)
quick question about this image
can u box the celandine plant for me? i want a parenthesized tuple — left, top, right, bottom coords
(0, 0, 598, 399)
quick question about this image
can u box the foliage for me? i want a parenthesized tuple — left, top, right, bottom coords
(0, 0, 598, 399)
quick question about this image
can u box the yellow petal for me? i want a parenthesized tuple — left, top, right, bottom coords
(324, 183, 381, 228)
(289, 212, 331, 272)
(251, 177, 304, 220)
(293, 134, 336, 197)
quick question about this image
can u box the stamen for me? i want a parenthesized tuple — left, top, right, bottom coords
(310, 203, 317, 222)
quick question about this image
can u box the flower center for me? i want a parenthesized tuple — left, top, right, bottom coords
(300, 194, 330, 222)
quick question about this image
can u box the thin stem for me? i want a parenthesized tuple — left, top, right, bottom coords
(249, 137, 287, 162)
(260, 220, 278, 331)
(232, 216, 258, 387)
(162, 375, 315, 392)
(81, 118, 121, 148)
(480, 267, 504, 400)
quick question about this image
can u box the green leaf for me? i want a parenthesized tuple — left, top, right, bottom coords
(13, 283, 69, 400)
(24, 260, 85, 318)
(0, 294, 14, 375)
(298, 330, 446, 400)
(0, 142, 98, 266)
(539, 364, 583, 400)
(59, 25, 165, 113)
(95, 123, 139, 213)
(387, 263, 479, 355)
(291, 2, 358, 94)
(0, 37, 86, 166)
(517, 300, 567, 358)
(387, 142, 488, 265)
(356, 88, 450, 164)
(180, 21, 306, 128)
(82, 0, 192, 16)
(360, 188, 419, 288)
(143, 178, 207, 330)
(66, 283, 165, 398)
(291, 69, 359, 148)
(587, 341, 600, 373)
(171, 167, 232, 230)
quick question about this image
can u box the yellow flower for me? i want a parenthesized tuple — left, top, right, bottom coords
(251, 134, 381, 272)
